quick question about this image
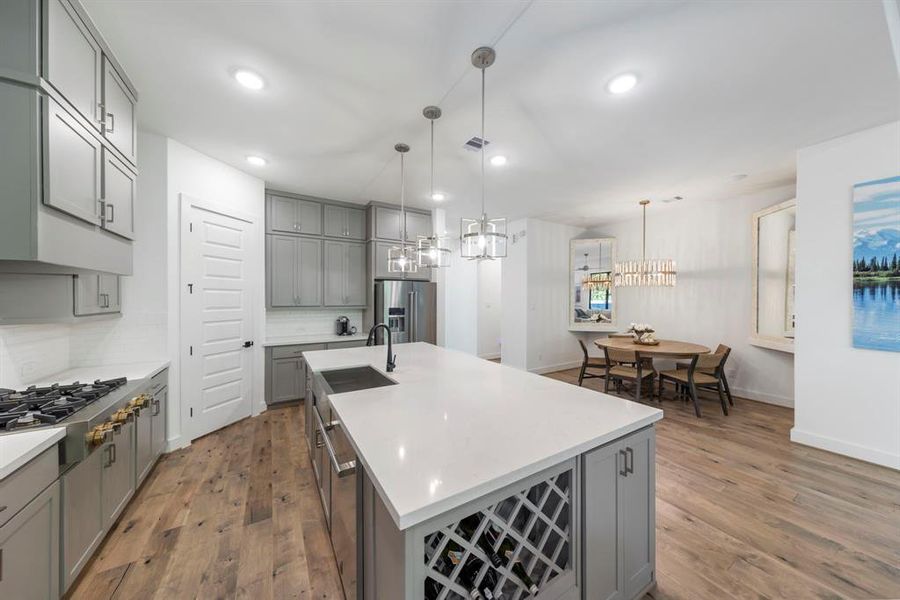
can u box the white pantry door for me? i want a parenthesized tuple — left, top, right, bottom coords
(181, 195, 255, 441)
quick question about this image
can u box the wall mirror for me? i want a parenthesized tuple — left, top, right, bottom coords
(569, 238, 617, 331)
(751, 199, 796, 352)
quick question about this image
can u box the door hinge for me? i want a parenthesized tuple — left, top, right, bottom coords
(189, 345, 193, 356)
(189, 222, 193, 232)
(190, 407, 193, 417)
(188, 283, 193, 294)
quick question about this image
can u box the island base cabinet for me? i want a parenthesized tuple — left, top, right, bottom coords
(583, 427, 655, 600)
(0, 480, 60, 600)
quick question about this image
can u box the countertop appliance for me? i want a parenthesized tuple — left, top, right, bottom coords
(373, 280, 437, 345)
(336, 315, 352, 336)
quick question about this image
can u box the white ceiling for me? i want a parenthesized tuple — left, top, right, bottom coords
(83, 0, 899, 226)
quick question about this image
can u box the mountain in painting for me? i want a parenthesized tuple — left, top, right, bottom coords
(853, 227, 900, 261)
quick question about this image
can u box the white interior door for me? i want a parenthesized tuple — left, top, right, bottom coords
(181, 197, 255, 441)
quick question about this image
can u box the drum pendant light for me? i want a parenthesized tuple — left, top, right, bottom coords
(387, 143, 418, 274)
(460, 46, 507, 260)
(417, 105, 451, 268)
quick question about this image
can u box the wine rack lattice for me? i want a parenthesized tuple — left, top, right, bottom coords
(423, 469, 572, 600)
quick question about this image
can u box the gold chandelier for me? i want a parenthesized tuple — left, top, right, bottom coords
(614, 200, 676, 287)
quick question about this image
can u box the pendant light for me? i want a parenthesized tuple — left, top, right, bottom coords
(613, 200, 676, 287)
(387, 143, 418, 274)
(416, 105, 451, 268)
(460, 46, 507, 260)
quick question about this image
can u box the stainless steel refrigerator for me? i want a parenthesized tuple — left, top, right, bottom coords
(373, 280, 437, 345)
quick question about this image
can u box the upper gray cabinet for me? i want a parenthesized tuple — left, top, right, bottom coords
(267, 193, 323, 236)
(324, 240, 366, 306)
(267, 234, 322, 308)
(101, 149, 136, 240)
(373, 206, 402, 241)
(102, 57, 137, 164)
(324, 204, 365, 240)
(45, 0, 103, 131)
(405, 211, 432, 242)
(74, 273, 120, 316)
(0, 0, 137, 277)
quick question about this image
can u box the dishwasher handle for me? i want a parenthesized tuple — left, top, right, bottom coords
(314, 409, 356, 478)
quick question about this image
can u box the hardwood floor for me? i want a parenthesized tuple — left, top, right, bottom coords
(69, 372, 900, 600)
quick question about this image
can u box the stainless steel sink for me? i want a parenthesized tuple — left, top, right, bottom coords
(320, 366, 397, 394)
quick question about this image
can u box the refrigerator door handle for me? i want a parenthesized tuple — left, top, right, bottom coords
(408, 291, 416, 342)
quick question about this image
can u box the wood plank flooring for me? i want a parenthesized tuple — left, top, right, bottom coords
(69, 371, 900, 600)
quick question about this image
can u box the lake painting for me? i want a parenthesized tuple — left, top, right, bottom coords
(852, 175, 900, 352)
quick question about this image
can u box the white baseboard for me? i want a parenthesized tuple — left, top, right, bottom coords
(790, 428, 900, 470)
(730, 386, 794, 408)
(529, 360, 582, 375)
(479, 352, 501, 360)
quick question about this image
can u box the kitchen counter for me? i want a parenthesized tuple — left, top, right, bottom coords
(21, 360, 170, 388)
(304, 342, 662, 530)
(264, 333, 366, 347)
(0, 427, 66, 480)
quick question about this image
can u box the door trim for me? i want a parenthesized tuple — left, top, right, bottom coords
(178, 193, 259, 444)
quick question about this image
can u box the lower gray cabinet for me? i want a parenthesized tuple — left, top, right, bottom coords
(135, 406, 154, 485)
(101, 420, 134, 529)
(151, 387, 167, 459)
(0, 479, 60, 600)
(272, 357, 303, 403)
(583, 426, 655, 600)
(62, 446, 105, 590)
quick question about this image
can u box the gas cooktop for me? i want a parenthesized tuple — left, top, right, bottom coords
(0, 378, 127, 431)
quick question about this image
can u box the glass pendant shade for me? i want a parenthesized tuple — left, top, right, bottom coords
(460, 214, 507, 260)
(387, 142, 418, 273)
(417, 235, 451, 268)
(613, 200, 677, 287)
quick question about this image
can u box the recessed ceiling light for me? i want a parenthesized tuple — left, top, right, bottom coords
(490, 155, 507, 167)
(234, 69, 265, 91)
(246, 155, 267, 166)
(431, 192, 445, 201)
(606, 73, 638, 95)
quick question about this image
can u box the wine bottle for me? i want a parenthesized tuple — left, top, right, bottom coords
(483, 527, 539, 596)
(424, 577, 442, 600)
(459, 516, 505, 569)
(459, 557, 485, 600)
(478, 567, 501, 599)
(508, 559, 539, 596)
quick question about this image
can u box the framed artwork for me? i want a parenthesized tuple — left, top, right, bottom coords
(852, 175, 900, 352)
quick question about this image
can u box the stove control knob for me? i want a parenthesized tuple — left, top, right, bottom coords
(85, 423, 113, 447)
(111, 409, 131, 424)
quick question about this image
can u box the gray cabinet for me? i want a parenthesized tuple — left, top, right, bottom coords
(405, 211, 431, 242)
(583, 427, 655, 600)
(101, 420, 134, 529)
(373, 206, 402, 241)
(101, 148, 136, 240)
(151, 387, 167, 459)
(62, 446, 104, 590)
(45, 97, 103, 226)
(0, 480, 60, 600)
(267, 235, 323, 307)
(272, 357, 303, 403)
(268, 194, 322, 236)
(45, 0, 103, 130)
(102, 57, 137, 164)
(371, 241, 393, 280)
(325, 205, 365, 240)
(73, 273, 120, 316)
(135, 406, 153, 485)
(324, 241, 366, 307)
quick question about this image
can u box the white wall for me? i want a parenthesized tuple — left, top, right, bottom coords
(590, 185, 797, 406)
(477, 259, 502, 358)
(165, 138, 266, 448)
(793, 121, 900, 469)
(442, 248, 479, 355)
(501, 219, 586, 373)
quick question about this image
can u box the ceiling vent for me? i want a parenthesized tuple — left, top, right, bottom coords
(463, 136, 490, 152)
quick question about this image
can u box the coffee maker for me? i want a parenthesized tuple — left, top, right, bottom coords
(335, 316, 351, 336)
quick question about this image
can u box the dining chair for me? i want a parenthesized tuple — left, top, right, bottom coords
(659, 350, 731, 417)
(676, 344, 734, 406)
(602, 347, 656, 402)
(577, 340, 608, 386)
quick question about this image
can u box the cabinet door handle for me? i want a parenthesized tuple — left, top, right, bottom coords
(625, 447, 634, 475)
(106, 111, 115, 133)
(619, 449, 627, 476)
(110, 442, 117, 465)
(106, 203, 115, 223)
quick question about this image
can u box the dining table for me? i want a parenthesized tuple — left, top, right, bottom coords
(593, 337, 711, 359)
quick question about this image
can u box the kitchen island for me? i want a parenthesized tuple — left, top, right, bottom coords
(303, 342, 663, 600)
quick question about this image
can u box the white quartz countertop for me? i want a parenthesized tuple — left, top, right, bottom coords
(0, 427, 65, 480)
(264, 333, 366, 347)
(20, 360, 170, 388)
(304, 343, 663, 530)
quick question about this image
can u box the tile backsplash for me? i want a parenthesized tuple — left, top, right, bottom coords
(266, 309, 364, 338)
(0, 324, 72, 389)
